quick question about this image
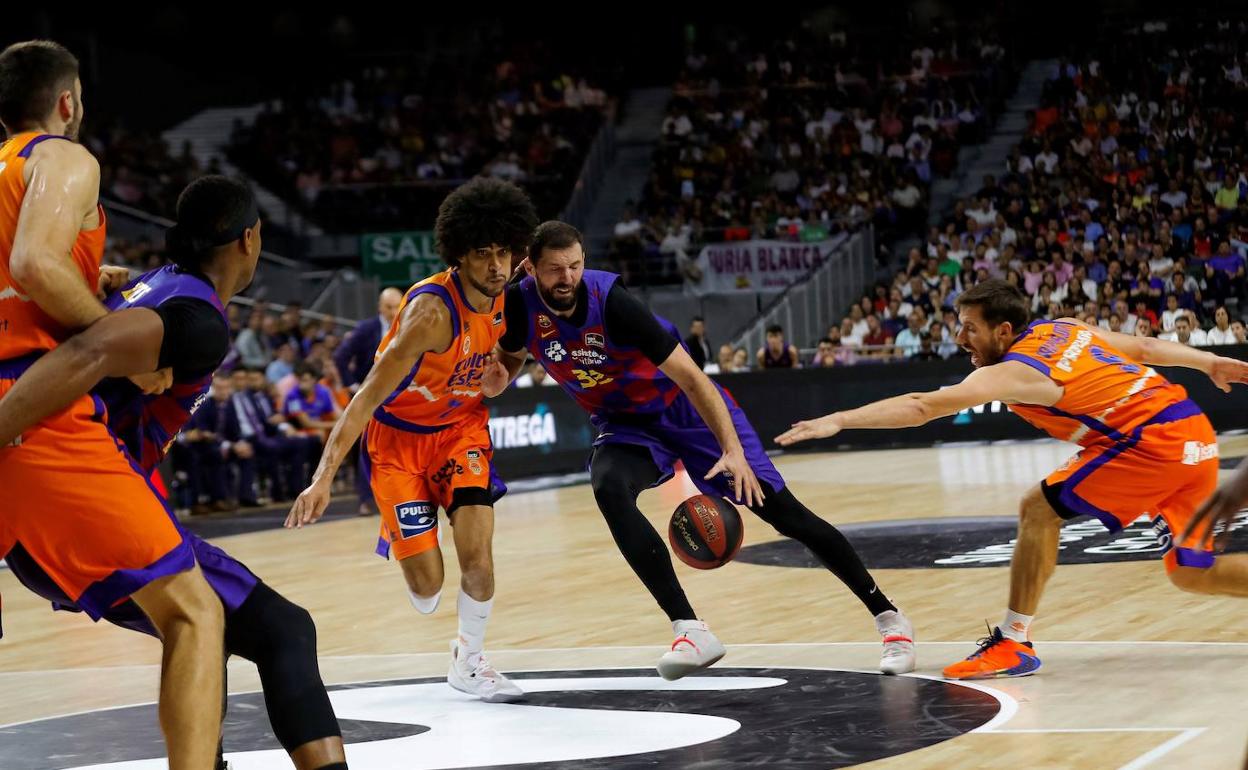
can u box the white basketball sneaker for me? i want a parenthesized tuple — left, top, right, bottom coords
(875, 609, 916, 675)
(447, 640, 524, 703)
(657, 619, 726, 680)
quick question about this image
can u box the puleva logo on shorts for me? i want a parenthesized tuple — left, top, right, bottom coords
(395, 501, 436, 539)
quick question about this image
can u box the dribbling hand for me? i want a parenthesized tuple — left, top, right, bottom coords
(705, 447, 764, 508)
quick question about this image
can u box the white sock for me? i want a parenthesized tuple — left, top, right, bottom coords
(1001, 609, 1034, 643)
(408, 589, 441, 615)
(457, 590, 494, 667)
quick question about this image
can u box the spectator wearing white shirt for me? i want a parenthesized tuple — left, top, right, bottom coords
(1160, 314, 1207, 346)
(1160, 294, 1184, 331)
(1206, 307, 1238, 345)
(1159, 179, 1188, 210)
(893, 312, 925, 357)
(1034, 143, 1059, 174)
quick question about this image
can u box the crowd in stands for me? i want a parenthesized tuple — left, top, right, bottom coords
(227, 54, 610, 233)
(611, 23, 1011, 285)
(87, 117, 214, 219)
(704, 21, 1248, 369)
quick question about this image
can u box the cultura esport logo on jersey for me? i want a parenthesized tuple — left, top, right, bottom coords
(492, 311, 503, 326)
(545, 341, 567, 362)
(395, 501, 436, 539)
(585, 333, 605, 348)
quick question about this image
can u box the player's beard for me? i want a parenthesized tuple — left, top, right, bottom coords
(465, 272, 505, 298)
(64, 94, 83, 142)
(538, 279, 578, 312)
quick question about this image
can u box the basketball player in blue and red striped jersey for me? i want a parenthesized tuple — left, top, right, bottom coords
(485, 221, 916, 678)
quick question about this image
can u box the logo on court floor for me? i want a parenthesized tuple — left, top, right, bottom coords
(395, 500, 436, 538)
(735, 511, 1248, 570)
(1, 667, 1001, 769)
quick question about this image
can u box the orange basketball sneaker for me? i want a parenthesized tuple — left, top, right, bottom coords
(943, 625, 1042, 680)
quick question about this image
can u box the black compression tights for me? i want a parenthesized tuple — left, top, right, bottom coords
(589, 443, 896, 621)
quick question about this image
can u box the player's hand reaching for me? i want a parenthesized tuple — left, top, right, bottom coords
(96, 265, 131, 299)
(128, 367, 174, 395)
(480, 352, 511, 398)
(775, 413, 844, 446)
(1207, 355, 1248, 393)
(706, 446, 764, 508)
(1183, 458, 1248, 550)
(286, 478, 333, 529)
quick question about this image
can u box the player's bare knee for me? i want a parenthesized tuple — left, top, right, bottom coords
(1018, 487, 1060, 529)
(134, 567, 222, 634)
(399, 553, 445, 597)
(1169, 566, 1215, 595)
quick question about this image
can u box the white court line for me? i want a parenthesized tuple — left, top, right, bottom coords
(991, 727, 1199, 734)
(901, 673, 1019, 733)
(1118, 727, 1207, 770)
(4, 639, 1248, 677)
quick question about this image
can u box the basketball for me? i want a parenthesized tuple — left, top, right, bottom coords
(668, 494, 744, 569)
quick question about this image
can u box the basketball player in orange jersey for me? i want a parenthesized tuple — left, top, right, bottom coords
(778, 279, 1248, 680)
(287, 177, 538, 702)
(0, 41, 224, 768)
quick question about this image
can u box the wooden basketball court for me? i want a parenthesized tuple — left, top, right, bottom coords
(3, 436, 1248, 768)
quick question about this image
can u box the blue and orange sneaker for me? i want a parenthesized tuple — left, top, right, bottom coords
(943, 625, 1041, 680)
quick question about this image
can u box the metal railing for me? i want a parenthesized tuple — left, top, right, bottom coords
(730, 226, 876, 356)
(560, 104, 618, 232)
(101, 199, 358, 328)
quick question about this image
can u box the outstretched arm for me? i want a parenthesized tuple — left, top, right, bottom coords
(286, 295, 452, 527)
(775, 360, 1059, 445)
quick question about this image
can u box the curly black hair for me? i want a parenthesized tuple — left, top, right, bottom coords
(434, 177, 539, 267)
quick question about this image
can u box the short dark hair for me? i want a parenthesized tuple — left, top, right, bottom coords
(166, 176, 258, 271)
(435, 177, 538, 267)
(691, 316, 704, 324)
(296, 362, 321, 379)
(0, 41, 79, 131)
(530, 220, 584, 263)
(766, 324, 783, 335)
(818, 337, 834, 346)
(954, 278, 1030, 331)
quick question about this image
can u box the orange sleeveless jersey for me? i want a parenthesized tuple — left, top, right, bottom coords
(0, 132, 106, 360)
(374, 269, 505, 429)
(1003, 320, 1189, 446)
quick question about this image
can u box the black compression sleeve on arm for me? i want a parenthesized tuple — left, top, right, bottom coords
(604, 282, 679, 365)
(498, 285, 529, 353)
(153, 298, 230, 377)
